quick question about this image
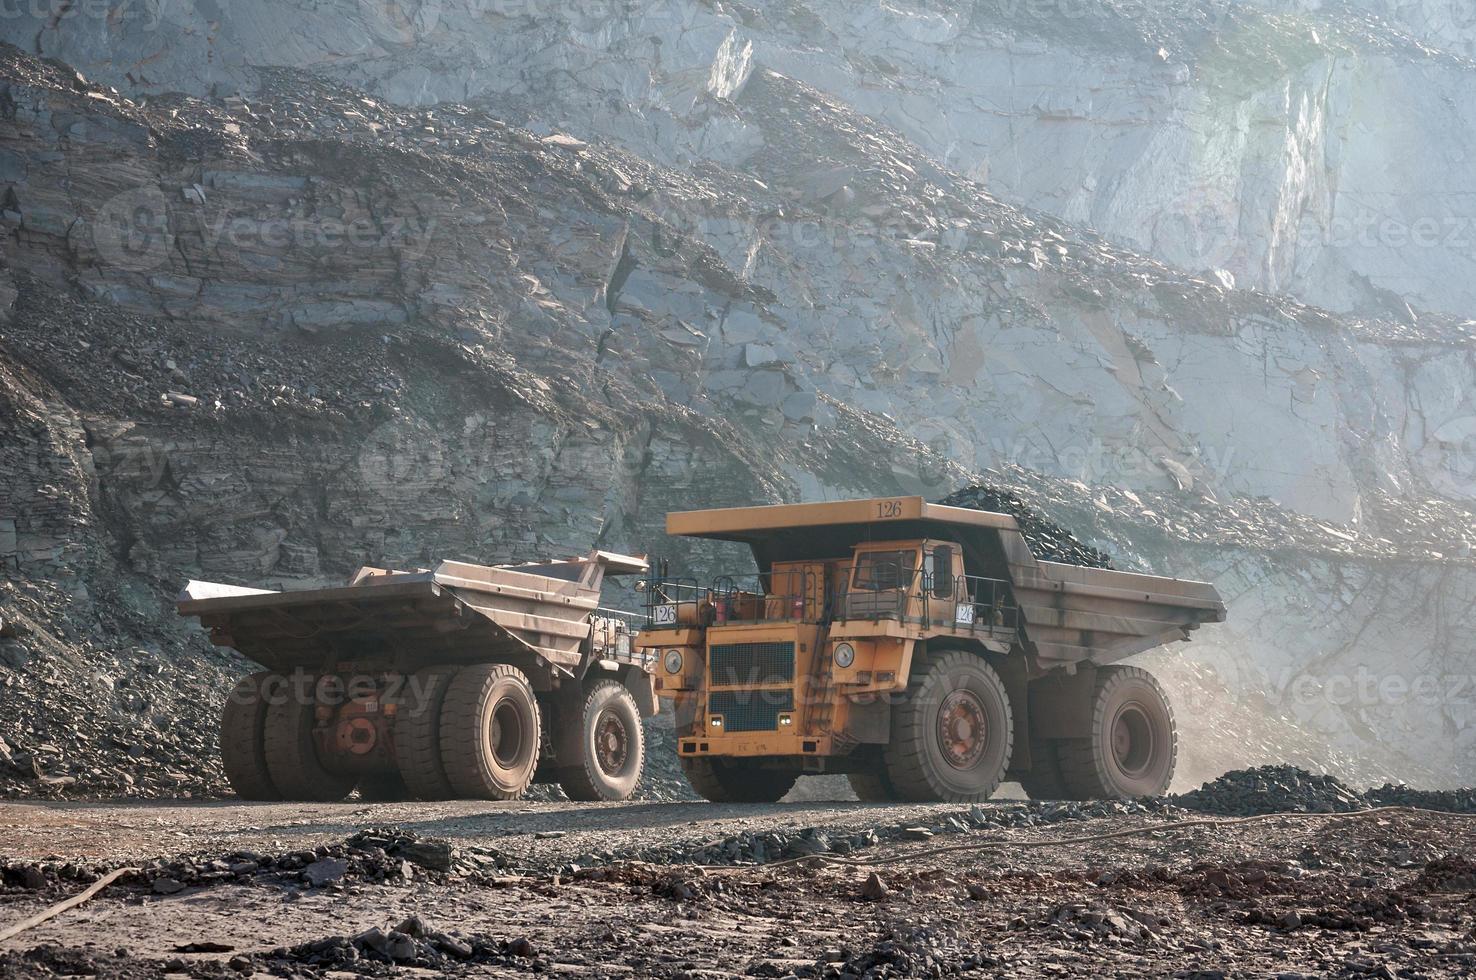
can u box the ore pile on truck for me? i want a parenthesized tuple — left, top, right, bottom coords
(178, 550, 655, 802)
(638, 496, 1226, 803)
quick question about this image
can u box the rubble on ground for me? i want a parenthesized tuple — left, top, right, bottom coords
(1171, 765, 1370, 815)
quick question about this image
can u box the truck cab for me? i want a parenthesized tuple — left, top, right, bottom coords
(637, 496, 1225, 804)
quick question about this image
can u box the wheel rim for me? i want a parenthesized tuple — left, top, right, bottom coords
(1110, 702, 1154, 778)
(593, 709, 629, 776)
(490, 697, 525, 768)
(937, 689, 988, 770)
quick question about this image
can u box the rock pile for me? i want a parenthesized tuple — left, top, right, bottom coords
(937, 485, 1115, 568)
(1364, 783, 1476, 814)
(1172, 765, 1371, 816)
(1174, 766, 1476, 816)
(267, 916, 543, 973)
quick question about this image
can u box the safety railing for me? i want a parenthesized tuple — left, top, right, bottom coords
(590, 607, 650, 667)
(642, 565, 1019, 640)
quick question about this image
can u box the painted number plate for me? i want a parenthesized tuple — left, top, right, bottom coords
(653, 604, 678, 625)
(954, 603, 976, 625)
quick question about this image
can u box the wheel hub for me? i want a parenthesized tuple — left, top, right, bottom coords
(1110, 702, 1154, 777)
(937, 690, 988, 770)
(594, 710, 629, 775)
(489, 698, 524, 767)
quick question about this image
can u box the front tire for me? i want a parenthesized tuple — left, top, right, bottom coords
(681, 757, 797, 803)
(439, 664, 542, 800)
(883, 649, 1013, 803)
(559, 680, 645, 802)
(1056, 665, 1176, 799)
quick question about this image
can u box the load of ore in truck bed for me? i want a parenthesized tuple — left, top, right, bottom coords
(938, 485, 1115, 569)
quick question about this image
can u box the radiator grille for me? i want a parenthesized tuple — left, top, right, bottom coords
(707, 642, 795, 687)
(707, 689, 795, 733)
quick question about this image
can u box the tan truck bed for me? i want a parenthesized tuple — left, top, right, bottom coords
(178, 551, 649, 675)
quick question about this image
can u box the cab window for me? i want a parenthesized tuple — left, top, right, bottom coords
(851, 550, 916, 591)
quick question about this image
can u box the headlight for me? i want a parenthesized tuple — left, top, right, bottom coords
(663, 649, 684, 674)
(834, 642, 856, 668)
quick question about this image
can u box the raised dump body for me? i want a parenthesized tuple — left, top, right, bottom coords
(180, 550, 656, 804)
(638, 496, 1225, 804)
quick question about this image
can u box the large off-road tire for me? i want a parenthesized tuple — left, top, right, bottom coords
(882, 649, 1014, 803)
(1056, 665, 1177, 799)
(393, 667, 461, 800)
(262, 680, 357, 802)
(219, 672, 283, 801)
(1016, 734, 1070, 800)
(680, 757, 798, 803)
(559, 680, 646, 802)
(439, 664, 542, 800)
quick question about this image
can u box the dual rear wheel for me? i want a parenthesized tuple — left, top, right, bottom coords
(218, 665, 645, 802)
(1031, 665, 1177, 800)
(847, 655, 1175, 804)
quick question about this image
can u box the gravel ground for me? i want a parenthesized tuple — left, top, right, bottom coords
(2, 798, 1474, 978)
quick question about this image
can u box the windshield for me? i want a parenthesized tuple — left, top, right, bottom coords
(851, 550, 916, 591)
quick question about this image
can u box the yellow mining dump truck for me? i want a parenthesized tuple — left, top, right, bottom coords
(178, 550, 655, 802)
(637, 497, 1226, 803)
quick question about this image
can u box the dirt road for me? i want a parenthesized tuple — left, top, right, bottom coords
(2, 798, 1475, 978)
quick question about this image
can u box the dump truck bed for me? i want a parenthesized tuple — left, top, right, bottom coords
(666, 496, 1226, 671)
(178, 552, 649, 675)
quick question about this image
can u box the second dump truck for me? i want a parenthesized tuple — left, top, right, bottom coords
(179, 550, 654, 803)
(638, 496, 1226, 803)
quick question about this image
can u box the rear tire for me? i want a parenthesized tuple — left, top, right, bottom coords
(262, 680, 357, 802)
(439, 664, 541, 800)
(559, 680, 645, 802)
(882, 649, 1013, 803)
(393, 667, 460, 800)
(681, 757, 797, 803)
(220, 672, 283, 801)
(1056, 666, 1176, 799)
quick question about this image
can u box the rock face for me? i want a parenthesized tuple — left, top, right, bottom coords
(0, 0, 1473, 794)
(16, 0, 1476, 324)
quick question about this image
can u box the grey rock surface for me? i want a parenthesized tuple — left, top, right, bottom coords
(0, 2, 1473, 798)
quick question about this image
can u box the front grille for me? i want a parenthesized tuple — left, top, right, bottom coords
(707, 641, 795, 687)
(707, 689, 795, 733)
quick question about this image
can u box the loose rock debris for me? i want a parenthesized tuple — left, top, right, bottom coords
(2, 783, 1475, 978)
